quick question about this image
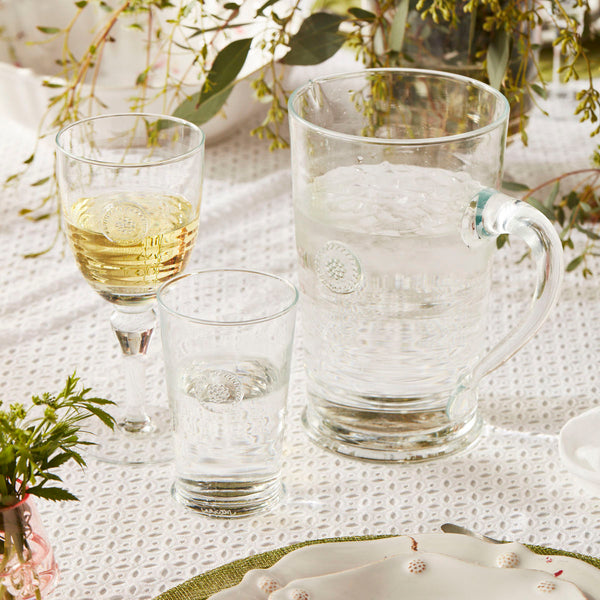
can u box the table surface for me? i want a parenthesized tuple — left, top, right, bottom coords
(1, 88, 600, 600)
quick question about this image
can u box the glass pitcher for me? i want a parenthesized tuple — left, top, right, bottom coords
(288, 69, 563, 462)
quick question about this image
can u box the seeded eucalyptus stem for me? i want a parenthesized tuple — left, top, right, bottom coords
(28, 0, 595, 154)
(4, 0, 599, 263)
(521, 168, 600, 200)
(501, 168, 600, 275)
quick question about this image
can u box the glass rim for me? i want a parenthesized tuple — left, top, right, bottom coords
(55, 112, 205, 167)
(288, 67, 511, 146)
(156, 268, 299, 326)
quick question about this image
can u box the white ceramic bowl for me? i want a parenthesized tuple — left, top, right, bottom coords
(0, 0, 265, 143)
(0, 0, 363, 144)
(0, 60, 261, 144)
(559, 405, 600, 495)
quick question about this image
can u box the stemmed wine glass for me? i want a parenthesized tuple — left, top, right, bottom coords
(55, 113, 204, 465)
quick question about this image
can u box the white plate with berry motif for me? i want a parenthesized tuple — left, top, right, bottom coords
(269, 552, 587, 600)
(207, 534, 600, 600)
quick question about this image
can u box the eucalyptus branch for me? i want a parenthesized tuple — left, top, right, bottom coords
(4, 0, 599, 262)
(510, 169, 600, 276)
(61, 1, 133, 120)
(59, 3, 89, 81)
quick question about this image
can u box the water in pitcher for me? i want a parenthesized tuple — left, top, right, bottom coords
(295, 162, 496, 455)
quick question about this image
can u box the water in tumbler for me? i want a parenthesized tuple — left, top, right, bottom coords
(295, 162, 495, 441)
(170, 356, 287, 506)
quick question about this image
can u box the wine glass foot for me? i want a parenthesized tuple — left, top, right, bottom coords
(85, 404, 172, 465)
(118, 416, 156, 435)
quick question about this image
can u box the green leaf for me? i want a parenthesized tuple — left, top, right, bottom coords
(173, 38, 252, 126)
(531, 83, 548, 100)
(185, 23, 252, 39)
(224, 2, 240, 9)
(486, 28, 510, 90)
(83, 396, 116, 407)
(82, 405, 115, 430)
(502, 180, 530, 192)
(37, 26, 61, 35)
(45, 452, 74, 470)
(26, 486, 79, 502)
(24, 250, 50, 259)
(525, 196, 556, 222)
(256, 0, 278, 17)
(75, 1, 88, 8)
(201, 38, 253, 94)
(566, 191, 580, 209)
(281, 13, 345, 66)
(496, 233, 509, 249)
(174, 88, 234, 126)
(566, 255, 584, 271)
(348, 7, 376, 21)
(38, 473, 62, 482)
(31, 176, 50, 187)
(389, 0, 409, 53)
(574, 223, 600, 240)
(0, 446, 15, 467)
(63, 448, 86, 467)
(546, 180, 560, 208)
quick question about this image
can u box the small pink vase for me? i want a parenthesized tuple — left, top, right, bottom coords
(0, 496, 59, 600)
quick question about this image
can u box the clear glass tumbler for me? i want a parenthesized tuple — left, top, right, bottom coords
(157, 269, 298, 517)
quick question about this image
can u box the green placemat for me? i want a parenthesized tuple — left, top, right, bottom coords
(153, 535, 600, 600)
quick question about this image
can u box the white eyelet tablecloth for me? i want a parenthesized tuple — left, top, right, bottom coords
(1, 90, 599, 600)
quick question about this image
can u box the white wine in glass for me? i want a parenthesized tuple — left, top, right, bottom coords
(56, 113, 204, 464)
(65, 191, 199, 304)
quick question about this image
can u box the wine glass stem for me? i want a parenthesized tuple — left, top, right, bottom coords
(110, 307, 157, 434)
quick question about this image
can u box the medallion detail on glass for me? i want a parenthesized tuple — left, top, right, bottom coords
(315, 241, 361, 294)
(184, 369, 244, 410)
(102, 200, 149, 244)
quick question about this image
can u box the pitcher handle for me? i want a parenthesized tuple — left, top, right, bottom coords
(448, 189, 564, 419)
